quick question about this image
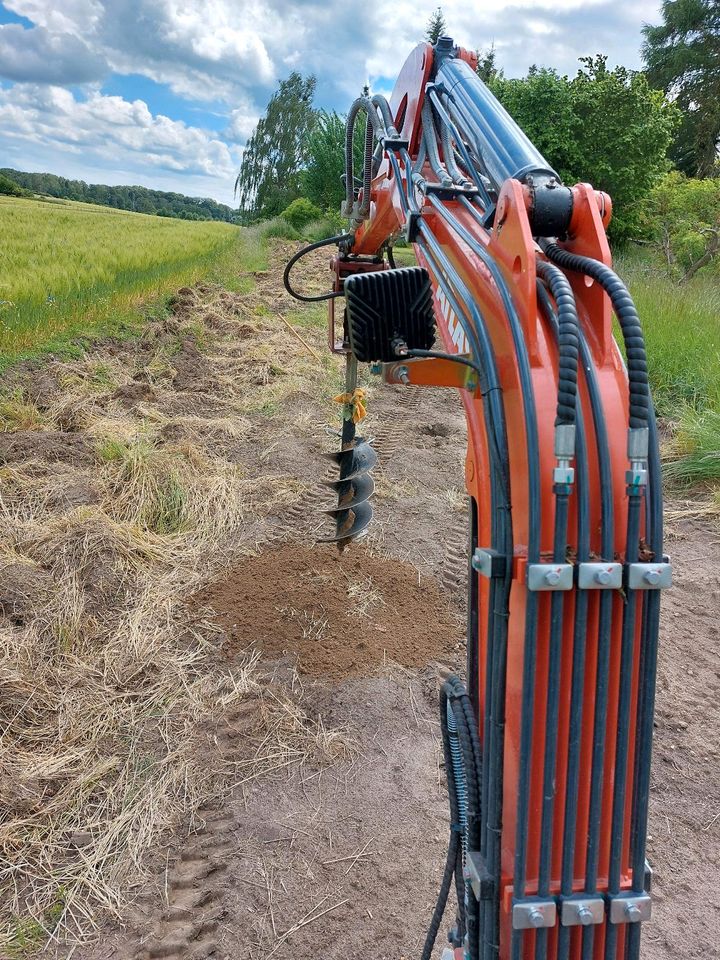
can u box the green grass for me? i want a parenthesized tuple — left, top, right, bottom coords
(616, 248, 720, 417)
(615, 247, 720, 489)
(0, 196, 241, 364)
(664, 406, 720, 486)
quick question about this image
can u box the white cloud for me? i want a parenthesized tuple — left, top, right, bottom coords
(0, 84, 240, 203)
(0, 23, 107, 84)
(0, 0, 664, 202)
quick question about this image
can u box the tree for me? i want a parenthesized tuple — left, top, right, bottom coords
(643, 0, 720, 178)
(234, 72, 317, 220)
(489, 57, 679, 242)
(640, 171, 720, 279)
(477, 44, 500, 84)
(301, 110, 366, 213)
(425, 7, 446, 44)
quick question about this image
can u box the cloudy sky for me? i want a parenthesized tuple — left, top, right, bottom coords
(0, 0, 663, 206)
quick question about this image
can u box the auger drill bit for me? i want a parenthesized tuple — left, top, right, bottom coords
(319, 354, 375, 548)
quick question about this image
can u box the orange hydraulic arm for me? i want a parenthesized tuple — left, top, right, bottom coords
(285, 33, 669, 960)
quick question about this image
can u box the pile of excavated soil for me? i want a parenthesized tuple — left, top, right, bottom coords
(195, 543, 462, 679)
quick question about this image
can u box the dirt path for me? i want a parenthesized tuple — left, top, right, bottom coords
(1, 240, 717, 960)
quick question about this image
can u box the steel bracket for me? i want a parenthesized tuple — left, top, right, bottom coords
(463, 851, 495, 902)
(608, 892, 652, 925)
(527, 563, 573, 592)
(472, 548, 506, 580)
(578, 562, 622, 590)
(627, 562, 672, 590)
(560, 896, 604, 927)
(512, 899, 557, 930)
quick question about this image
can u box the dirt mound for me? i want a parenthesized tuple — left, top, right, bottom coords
(0, 429, 93, 465)
(196, 543, 462, 679)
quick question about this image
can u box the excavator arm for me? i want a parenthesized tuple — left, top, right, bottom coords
(284, 35, 669, 960)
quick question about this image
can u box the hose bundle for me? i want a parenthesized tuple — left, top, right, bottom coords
(539, 241, 650, 429)
(422, 676, 483, 960)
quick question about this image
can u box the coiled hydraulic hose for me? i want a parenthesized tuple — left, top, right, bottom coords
(422, 676, 483, 960)
(539, 241, 650, 429)
(343, 97, 387, 219)
(535, 259, 579, 427)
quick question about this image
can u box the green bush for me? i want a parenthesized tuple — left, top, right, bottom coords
(639, 171, 720, 278)
(281, 197, 322, 230)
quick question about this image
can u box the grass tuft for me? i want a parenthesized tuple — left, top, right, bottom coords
(663, 406, 720, 487)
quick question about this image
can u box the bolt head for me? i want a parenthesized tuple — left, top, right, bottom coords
(625, 903, 642, 922)
(529, 909, 544, 928)
(595, 569, 612, 585)
(576, 906, 593, 926)
(545, 569, 561, 585)
(644, 569, 661, 585)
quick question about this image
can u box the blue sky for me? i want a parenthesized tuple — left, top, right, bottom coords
(0, 0, 663, 206)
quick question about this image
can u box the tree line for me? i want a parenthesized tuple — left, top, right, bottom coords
(0, 169, 238, 223)
(235, 0, 720, 275)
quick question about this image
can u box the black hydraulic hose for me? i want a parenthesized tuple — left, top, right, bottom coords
(424, 677, 483, 959)
(434, 101, 472, 187)
(360, 114, 375, 216)
(283, 234, 354, 303)
(422, 683, 466, 960)
(370, 93, 398, 135)
(343, 97, 387, 218)
(539, 241, 650, 429)
(537, 279, 592, 960)
(535, 260, 579, 426)
(417, 226, 513, 960)
(427, 197, 542, 960)
(604, 490, 643, 960)
(421, 100, 452, 186)
(426, 88, 494, 209)
(626, 408, 663, 960)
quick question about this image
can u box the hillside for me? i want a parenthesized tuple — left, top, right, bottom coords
(1, 168, 238, 223)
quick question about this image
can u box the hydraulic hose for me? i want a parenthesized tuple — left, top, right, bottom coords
(417, 226, 513, 960)
(421, 100, 453, 186)
(539, 241, 650, 429)
(429, 196, 542, 960)
(283, 233, 354, 303)
(426, 87, 494, 209)
(535, 259, 579, 427)
(423, 677, 483, 960)
(343, 97, 387, 218)
(537, 279, 592, 960)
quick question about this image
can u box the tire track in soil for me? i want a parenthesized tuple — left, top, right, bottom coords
(133, 702, 259, 960)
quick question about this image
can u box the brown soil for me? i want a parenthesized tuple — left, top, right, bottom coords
(194, 543, 461, 679)
(2, 240, 718, 960)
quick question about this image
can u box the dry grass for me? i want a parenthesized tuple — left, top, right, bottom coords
(0, 240, 348, 952)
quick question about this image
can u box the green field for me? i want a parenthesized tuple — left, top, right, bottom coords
(0, 197, 239, 363)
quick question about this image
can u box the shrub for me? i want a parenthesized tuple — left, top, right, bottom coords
(640, 171, 720, 280)
(281, 197, 322, 230)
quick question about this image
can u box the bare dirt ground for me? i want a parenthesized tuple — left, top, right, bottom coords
(1, 240, 718, 960)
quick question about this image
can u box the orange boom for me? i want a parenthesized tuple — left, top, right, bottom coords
(284, 35, 669, 960)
